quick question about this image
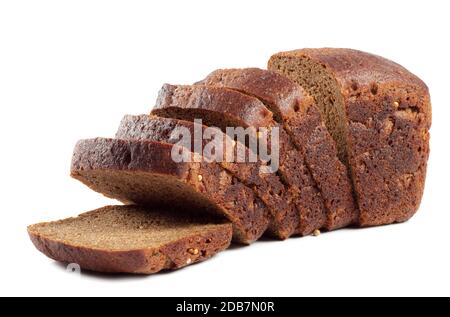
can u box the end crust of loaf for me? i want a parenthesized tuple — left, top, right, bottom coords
(268, 48, 431, 226)
(27, 205, 232, 274)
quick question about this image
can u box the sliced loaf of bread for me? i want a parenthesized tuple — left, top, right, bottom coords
(28, 205, 232, 274)
(70, 138, 270, 244)
(115, 114, 296, 239)
(268, 48, 431, 226)
(152, 84, 327, 236)
(198, 68, 358, 229)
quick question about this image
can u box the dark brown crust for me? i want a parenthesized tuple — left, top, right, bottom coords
(297, 48, 430, 94)
(70, 138, 269, 244)
(116, 114, 295, 239)
(28, 207, 232, 274)
(269, 48, 431, 226)
(72, 137, 190, 178)
(152, 84, 328, 236)
(199, 68, 357, 229)
(153, 84, 274, 130)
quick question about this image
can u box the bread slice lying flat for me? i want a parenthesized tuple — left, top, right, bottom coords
(268, 48, 431, 226)
(28, 205, 232, 274)
(70, 138, 270, 244)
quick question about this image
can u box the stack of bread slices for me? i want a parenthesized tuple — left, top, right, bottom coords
(28, 48, 431, 274)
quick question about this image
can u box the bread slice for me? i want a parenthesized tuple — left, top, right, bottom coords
(116, 114, 296, 239)
(152, 84, 327, 236)
(268, 48, 431, 226)
(28, 205, 232, 274)
(70, 138, 269, 244)
(199, 68, 358, 229)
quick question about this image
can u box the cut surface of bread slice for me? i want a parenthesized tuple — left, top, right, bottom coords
(199, 68, 358, 229)
(116, 114, 295, 239)
(70, 138, 269, 244)
(268, 48, 431, 226)
(28, 205, 232, 274)
(152, 84, 327, 236)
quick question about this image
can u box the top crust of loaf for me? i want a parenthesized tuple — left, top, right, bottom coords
(270, 48, 431, 125)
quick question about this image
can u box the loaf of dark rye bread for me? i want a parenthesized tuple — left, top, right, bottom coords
(28, 205, 232, 274)
(268, 48, 431, 226)
(70, 138, 270, 244)
(116, 114, 296, 239)
(27, 48, 432, 276)
(198, 68, 358, 229)
(152, 84, 327, 236)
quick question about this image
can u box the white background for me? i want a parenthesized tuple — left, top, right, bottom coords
(0, 0, 449, 297)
